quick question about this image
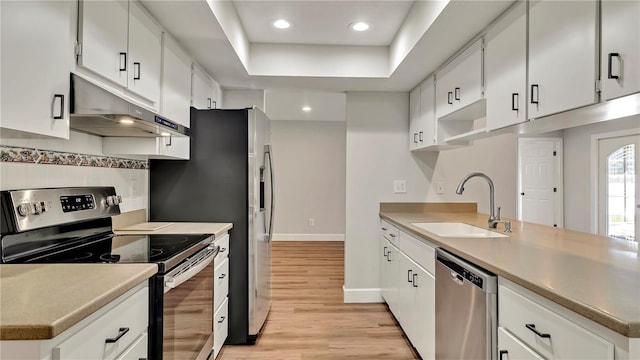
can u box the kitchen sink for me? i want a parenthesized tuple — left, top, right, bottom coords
(411, 222, 509, 238)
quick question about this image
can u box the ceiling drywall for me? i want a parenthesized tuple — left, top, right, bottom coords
(141, 0, 515, 92)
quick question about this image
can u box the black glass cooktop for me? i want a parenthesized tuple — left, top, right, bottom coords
(23, 234, 213, 273)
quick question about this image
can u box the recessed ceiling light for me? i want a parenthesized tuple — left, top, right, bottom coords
(350, 22, 370, 32)
(302, 106, 312, 112)
(273, 19, 291, 29)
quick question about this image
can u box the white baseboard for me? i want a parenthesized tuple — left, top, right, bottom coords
(272, 234, 344, 241)
(342, 285, 383, 303)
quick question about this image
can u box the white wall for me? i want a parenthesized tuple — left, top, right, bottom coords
(222, 89, 264, 110)
(271, 120, 346, 240)
(562, 115, 640, 233)
(0, 131, 149, 212)
(344, 92, 519, 303)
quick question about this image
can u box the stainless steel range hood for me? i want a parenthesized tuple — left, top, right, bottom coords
(69, 74, 189, 138)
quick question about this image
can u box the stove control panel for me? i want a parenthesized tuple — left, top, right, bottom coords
(1, 187, 121, 233)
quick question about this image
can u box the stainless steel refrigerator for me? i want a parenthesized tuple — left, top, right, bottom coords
(149, 107, 274, 344)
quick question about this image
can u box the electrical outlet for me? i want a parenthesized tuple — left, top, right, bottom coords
(308, 218, 315, 227)
(436, 181, 445, 194)
(393, 180, 407, 194)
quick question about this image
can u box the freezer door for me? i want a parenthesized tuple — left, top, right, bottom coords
(248, 108, 273, 337)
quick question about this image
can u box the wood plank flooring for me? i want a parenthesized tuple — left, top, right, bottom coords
(218, 241, 419, 360)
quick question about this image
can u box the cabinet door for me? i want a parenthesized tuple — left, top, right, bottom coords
(409, 87, 421, 150)
(1, 0, 71, 139)
(601, 0, 640, 101)
(528, 0, 598, 119)
(127, 1, 161, 104)
(161, 33, 192, 127)
(485, 1, 527, 131)
(381, 237, 392, 303)
(397, 252, 415, 340)
(412, 265, 435, 360)
(435, 64, 456, 119)
(192, 65, 212, 109)
(78, 0, 129, 88)
(436, 39, 483, 119)
(498, 327, 545, 360)
(416, 77, 436, 149)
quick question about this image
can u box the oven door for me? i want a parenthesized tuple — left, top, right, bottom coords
(161, 245, 219, 360)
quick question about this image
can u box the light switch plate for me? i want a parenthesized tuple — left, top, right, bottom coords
(393, 180, 407, 194)
(436, 181, 445, 194)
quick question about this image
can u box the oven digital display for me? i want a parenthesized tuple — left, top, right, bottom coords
(60, 195, 95, 213)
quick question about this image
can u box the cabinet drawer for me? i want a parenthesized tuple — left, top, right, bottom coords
(214, 233, 229, 267)
(54, 286, 149, 360)
(399, 231, 435, 275)
(214, 257, 229, 312)
(213, 297, 229, 359)
(499, 285, 613, 359)
(114, 333, 147, 360)
(380, 220, 399, 245)
(498, 327, 544, 360)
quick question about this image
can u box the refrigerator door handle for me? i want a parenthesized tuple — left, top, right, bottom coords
(265, 145, 275, 242)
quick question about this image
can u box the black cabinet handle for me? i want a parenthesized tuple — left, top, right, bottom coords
(412, 273, 418, 287)
(53, 94, 64, 119)
(414, 133, 418, 143)
(511, 93, 519, 111)
(119, 52, 127, 71)
(207, 98, 212, 109)
(383, 246, 388, 257)
(530, 84, 539, 105)
(105, 327, 130, 343)
(133, 62, 141, 80)
(454, 87, 460, 101)
(220, 247, 226, 253)
(386, 251, 391, 262)
(608, 52, 620, 79)
(218, 316, 226, 324)
(525, 323, 551, 338)
(447, 91, 453, 104)
(381, 227, 387, 231)
(499, 350, 508, 360)
(407, 269, 413, 282)
(389, 233, 396, 238)
(419, 131, 423, 142)
(219, 273, 226, 279)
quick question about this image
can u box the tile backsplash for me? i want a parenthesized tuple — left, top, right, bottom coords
(0, 131, 149, 212)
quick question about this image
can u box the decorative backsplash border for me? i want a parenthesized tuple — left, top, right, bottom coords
(0, 145, 149, 170)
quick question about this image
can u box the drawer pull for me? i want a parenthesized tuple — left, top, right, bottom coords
(381, 227, 388, 231)
(105, 327, 130, 343)
(389, 234, 396, 238)
(219, 273, 227, 279)
(525, 323, 551, 338)
(218, 316, 226, 323)
(499, 350, 508, 360)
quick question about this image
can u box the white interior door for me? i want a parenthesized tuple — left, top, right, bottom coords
(598, 135, 640, 241)
(518, 138, 563, 227)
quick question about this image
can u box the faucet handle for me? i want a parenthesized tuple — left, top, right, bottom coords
(497, 206, 501, 220)
(504, 221, 512, 233)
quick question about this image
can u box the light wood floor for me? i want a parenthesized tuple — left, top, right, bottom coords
(218, 241, 419, 360)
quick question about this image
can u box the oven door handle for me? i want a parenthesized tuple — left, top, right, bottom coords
(164, 246, 219, 293)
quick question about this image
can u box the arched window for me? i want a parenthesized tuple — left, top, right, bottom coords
(606, 144, 635, 241)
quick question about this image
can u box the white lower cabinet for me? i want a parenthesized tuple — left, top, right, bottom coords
(498, 283, 614, 360)
(498, 327, 545, 360)
(213, 232, 230, 359)
(379, 220, 435, 360)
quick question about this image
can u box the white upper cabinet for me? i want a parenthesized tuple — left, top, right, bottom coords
(528, 0, 598, 119)
(192, 64, 213, 110)
(161, 33, 192, 127)
(126, 1, 161, 104)
(436, 39, 483, 120)
(600, 0, 640, 101)
(409, 86, 421, 150)
(0, 0, 72, 139)
(417, 77, 436, 150)
(485, 1, 527, 131)
(78, 0, 162, 106)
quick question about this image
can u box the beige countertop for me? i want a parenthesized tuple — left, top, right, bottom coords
(0, 264, 157, 340)
(113, 222, 233, 237)
(380, 203, 640, 338)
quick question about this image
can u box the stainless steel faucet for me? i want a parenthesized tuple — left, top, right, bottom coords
(456, 172, 510, 231)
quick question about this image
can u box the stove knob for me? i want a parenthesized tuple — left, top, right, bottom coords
(16, 203, 31, 217)
(106, 196, 115, 206)
(32, 202, 43, 215)
(116, 195, 123, 204)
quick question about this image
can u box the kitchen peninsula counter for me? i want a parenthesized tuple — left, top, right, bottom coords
(0, 263, 157, 340)
(380, 202, 640, 338)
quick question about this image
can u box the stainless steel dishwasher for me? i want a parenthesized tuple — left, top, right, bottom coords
(435, 248, 498, 360)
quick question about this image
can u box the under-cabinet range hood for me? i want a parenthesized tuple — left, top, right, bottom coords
(69, 74, 189, 138)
